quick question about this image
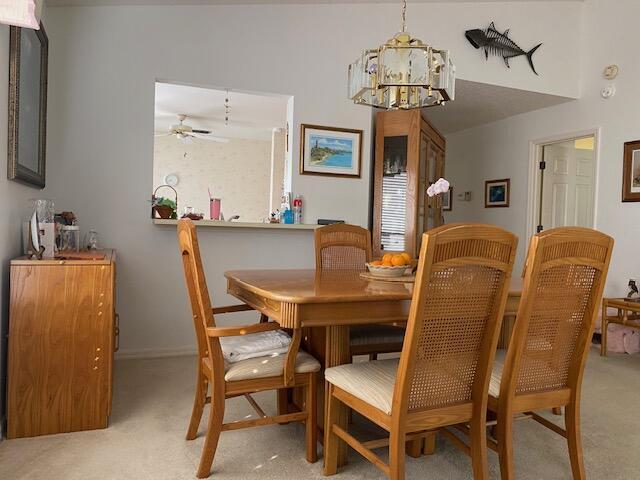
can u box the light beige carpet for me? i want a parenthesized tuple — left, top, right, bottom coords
(1, 349, 639, 479)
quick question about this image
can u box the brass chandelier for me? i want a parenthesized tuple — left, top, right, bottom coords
(348, 0, 455, 109)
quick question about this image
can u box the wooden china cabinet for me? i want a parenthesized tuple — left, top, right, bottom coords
(372, 109, 446, 258)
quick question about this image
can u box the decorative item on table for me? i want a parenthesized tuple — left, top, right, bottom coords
(485, 178, 510, 208)
(365, 252, 414, 279)
(27, 199, 55, 258)
(60, 225, 80, 252)
(208, 188, 221, 220)
(622, 140, 640, 202)
(27, 210, 44, 260)
(151, 184, 178, 219)
(347, 0, 454, 110)
(53, 211, 76, 250)
(300, 124, 362, 178)
(83, 229, 99, 250)
(465, 22, 542, 75)
(628, 279, 639, 299)
(269, 211, 280, 223)
(8, 21, 48, 188)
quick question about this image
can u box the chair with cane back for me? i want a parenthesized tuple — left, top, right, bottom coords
(177, 219, 320, 478)
(314, 223, 405, 359)
(486, 227, 613, 480)
(323, 223, 518, 480)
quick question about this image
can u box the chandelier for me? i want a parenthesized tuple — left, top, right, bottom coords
(348, 0, 455, 109)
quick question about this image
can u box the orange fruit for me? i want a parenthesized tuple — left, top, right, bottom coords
(371, 260, 383, 266)
(382, 253, 393, 264)
(382, 260, 393, 267)
(400, 252, 412, 263)
(391, 254, 407, 266)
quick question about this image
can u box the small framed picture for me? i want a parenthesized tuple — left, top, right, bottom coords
(485, 179, 510, 208)
(622, 140, 640, 202)
(442, 187, 452, 211)
(299, 124, 362, 178)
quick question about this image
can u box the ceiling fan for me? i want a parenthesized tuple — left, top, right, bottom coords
(156, 114, 229, 143)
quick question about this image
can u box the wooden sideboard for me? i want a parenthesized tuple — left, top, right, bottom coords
(7, 250, 118, 438)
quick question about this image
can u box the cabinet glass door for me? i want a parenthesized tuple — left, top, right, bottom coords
(380, 136, 408, 252)
(426, 141, 438, 230)
(416, 133, 429, 251)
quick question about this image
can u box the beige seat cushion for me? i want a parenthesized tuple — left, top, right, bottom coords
(489, 357, 504, 398)
(224, 350, 320, 382)
(350, 325, 405, 347)
(324, 359, 398, 414)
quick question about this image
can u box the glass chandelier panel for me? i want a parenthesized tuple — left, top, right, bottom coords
(347, 1, 455, 110)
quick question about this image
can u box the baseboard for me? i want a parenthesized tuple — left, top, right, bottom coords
(115, 345, 197, 360)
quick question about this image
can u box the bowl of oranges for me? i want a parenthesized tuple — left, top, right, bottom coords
(366, 252, 413, 278)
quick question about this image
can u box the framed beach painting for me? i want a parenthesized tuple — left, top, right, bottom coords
(300, 124, 362, 178)
(485, 178, 510, 208)
(622, 140, 640, 202)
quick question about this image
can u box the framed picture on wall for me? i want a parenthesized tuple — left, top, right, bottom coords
(299, 124, 362, 178)
(8, 23, 49, 188)
(442, 187, 452, 211)
(485, 179, 510, 208)
(622, 140, 640, 202)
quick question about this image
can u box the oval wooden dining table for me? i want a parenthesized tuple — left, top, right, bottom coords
(225, 269, 522, 465)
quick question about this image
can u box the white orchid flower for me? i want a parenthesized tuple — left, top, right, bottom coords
(427, 178, 450, 197)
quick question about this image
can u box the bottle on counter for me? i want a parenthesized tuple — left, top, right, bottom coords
(293, 195, 303, 224)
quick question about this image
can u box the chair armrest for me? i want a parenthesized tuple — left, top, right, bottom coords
(212, 304, 255, 315)
(206, 321, 281, 338)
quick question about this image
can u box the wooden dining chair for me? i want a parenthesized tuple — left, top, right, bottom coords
(314, 223, 405, 359)
(486, 227, 614, 480)
(177, 219, 320, 478)
(323, 223, 518, 480)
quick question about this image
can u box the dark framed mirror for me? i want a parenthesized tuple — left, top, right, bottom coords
(8, 22, 48, 188)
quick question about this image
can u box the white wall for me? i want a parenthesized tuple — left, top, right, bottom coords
(445, 0, 640, 297)
(0, 23, 50, 427)
(43, 2, 583, 356)
(154, 136, 272, 222)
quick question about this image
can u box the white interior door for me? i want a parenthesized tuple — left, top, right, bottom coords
(538, 137, 595, 231)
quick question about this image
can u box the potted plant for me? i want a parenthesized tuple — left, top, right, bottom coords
(151, 185, 178, 219)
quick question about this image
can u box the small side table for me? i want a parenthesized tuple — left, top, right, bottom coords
(601, 297, 640, 356)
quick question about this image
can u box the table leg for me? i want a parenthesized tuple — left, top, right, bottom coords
(324, 325, 350, 469)
(600, 303, 607, 357)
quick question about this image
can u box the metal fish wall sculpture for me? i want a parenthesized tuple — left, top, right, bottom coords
(465, 22, 542, 75)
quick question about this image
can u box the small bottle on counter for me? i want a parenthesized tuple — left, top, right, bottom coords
(293, 195, 303, 224)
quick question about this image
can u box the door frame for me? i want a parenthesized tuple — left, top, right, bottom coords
(525, 128, 601, 240)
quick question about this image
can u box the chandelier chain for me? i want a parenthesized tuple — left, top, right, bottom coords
(401, 0, 407, 32)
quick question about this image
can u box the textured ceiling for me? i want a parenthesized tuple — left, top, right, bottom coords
(422, 79, 573, 135)
(46, 0, 582, 7)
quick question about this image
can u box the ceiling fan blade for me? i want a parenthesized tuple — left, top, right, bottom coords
(193, 133, 230, 143)
(192, 129, 212, 134)
(154, 133, 171, 137)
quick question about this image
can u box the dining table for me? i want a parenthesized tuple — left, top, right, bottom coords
(225, 268, 523, 466)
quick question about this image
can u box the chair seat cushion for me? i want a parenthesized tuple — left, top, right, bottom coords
(324, 359, 398, 414)
(224, 349, 320, 382)
(489, 357, 504, 398)
(219, 330, 291, 363)
(349, 325, 405, 347)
